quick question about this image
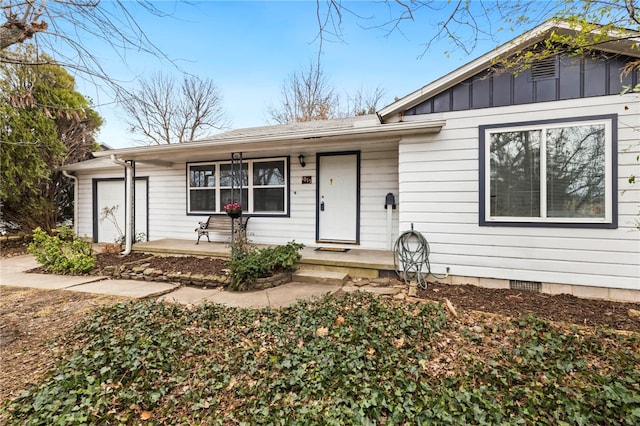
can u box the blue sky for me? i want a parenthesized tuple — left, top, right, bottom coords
(74, 1, 535, 148)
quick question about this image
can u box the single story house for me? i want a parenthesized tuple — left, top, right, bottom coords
(63, 20, 640, 301)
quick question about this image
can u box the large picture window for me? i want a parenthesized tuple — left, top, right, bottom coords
(480, 115, 617, 227)
(187, 157, 288, 215)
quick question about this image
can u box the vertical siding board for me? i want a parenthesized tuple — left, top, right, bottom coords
(559, 56, 581, 99)
(513, 69, 534, 104)
(535, 78, 557, 102)
(584, 58, 608, 97)
(433, 90, 451, 113)
(452, 83, 470, 110)
(415, 100, 432, 115)
(609, 56, 632, 94)
(492, 72, 512, 107)
(472, 76, 491, 109)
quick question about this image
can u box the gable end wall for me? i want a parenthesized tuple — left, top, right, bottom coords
(406, 53, 639, 116)
(398, 94, 640, 291)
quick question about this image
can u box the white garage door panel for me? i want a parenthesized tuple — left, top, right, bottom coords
(95, 179, 147, 243)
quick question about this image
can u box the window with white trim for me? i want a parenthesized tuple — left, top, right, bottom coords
(187, 157, 288, 215)
(480, 115, 617, 227)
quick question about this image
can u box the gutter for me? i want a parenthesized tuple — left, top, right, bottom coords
(110, 155, 133, 256)
(61, 170, 78, 235)
(91, 119, 446, 161)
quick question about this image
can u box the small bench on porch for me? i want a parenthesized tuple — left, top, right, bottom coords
(195, 215, 250, 245)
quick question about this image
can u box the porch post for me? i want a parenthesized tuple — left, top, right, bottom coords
(110, 155, 134, 255)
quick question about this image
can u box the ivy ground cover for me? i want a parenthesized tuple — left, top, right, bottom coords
(4, 292, 639, 425)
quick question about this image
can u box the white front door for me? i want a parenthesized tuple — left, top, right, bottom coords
(317, 153, 359, 243)
(95, 179, 148, 243)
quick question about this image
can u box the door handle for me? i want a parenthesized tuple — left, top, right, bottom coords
(320, 201, 325, 211)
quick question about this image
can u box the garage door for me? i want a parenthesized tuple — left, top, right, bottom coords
(94, 178, 148, 243)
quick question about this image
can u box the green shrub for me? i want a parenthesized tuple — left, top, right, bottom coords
(27, 225, 95, 274)
(228, 241, 303, 291)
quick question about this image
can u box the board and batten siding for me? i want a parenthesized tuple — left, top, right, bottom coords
(75, 143, 399, 250)
(398, 94, 640, 291)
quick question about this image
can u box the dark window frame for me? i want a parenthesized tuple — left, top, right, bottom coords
(479, 114, 617, 228)
(186, 156, 290, 217)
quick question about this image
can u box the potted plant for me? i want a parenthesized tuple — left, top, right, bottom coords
(223, 202, 243, 218)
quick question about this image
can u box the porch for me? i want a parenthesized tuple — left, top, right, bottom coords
(132, 238, 397, 279)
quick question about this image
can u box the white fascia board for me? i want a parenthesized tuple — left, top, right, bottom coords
(378, 20, 640, 121)
(93, 119, 446, 162)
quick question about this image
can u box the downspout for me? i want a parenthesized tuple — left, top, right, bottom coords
(110, 155, 133, 255)
(61, 170, 78, 235)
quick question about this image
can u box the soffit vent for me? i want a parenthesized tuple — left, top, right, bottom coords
(530, 56, 559, 81)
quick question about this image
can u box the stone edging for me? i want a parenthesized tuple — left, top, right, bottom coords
(0, 234, 31, 242)
(101, 257, 293, 290)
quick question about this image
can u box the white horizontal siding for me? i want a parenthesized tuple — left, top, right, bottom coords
(253, 145, 399, 249)
(75, 145, 399, 249)
(399, 94, 640, 290)
(360, 145, 399, 249)
(146, 165, 193, 240)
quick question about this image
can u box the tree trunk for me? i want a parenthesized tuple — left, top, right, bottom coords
(0, 19, 48, 51)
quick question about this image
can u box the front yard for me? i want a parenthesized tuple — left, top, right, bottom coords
(1, 289, 639, 425)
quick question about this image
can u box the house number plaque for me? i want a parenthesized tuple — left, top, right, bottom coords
(302, 176, 312, 184)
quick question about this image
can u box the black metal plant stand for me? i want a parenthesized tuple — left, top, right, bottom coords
(230, 152, 243, 245)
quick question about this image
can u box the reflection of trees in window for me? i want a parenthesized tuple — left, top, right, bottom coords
(253, 161, 285, 185)
(220, 163, 248, 186)
(547, 125, 605, 218)
(189, 165, 216, 212)
(489, 122, 607, 220)
(490, 130, 541, 217)
(187, 159, 288, 214)
(190, 165, 215, 187)
(253, 161, 285, 212)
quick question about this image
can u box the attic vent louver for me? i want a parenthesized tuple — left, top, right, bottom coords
(530, 56, 558, 81)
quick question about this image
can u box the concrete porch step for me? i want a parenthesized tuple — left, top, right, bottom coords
(292, 269, 349, 286)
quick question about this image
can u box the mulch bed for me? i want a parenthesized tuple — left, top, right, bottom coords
(92, 253, 228, 276)
(418, 281, 640, 331)
(3, 239, 638, 331)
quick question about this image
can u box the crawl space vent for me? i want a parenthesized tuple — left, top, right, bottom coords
(530, 56, 558, 81)
(509, 280, 541, 293)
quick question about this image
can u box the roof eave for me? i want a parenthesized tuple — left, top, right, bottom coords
(93, 119, 446, 162)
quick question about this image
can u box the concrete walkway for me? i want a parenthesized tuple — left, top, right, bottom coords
(0, 254, 341, 308)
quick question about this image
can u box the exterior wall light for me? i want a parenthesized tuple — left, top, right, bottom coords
(298, 154, 306, 167)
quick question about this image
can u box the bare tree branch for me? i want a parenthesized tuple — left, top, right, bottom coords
(267, 60, 340, 124)
(268, 60, 387, 123)
(1, 0, 183, 96)
(314, 0, 639, 63)
(344, 85, 385, 116)
(119, 72, 229, 145)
